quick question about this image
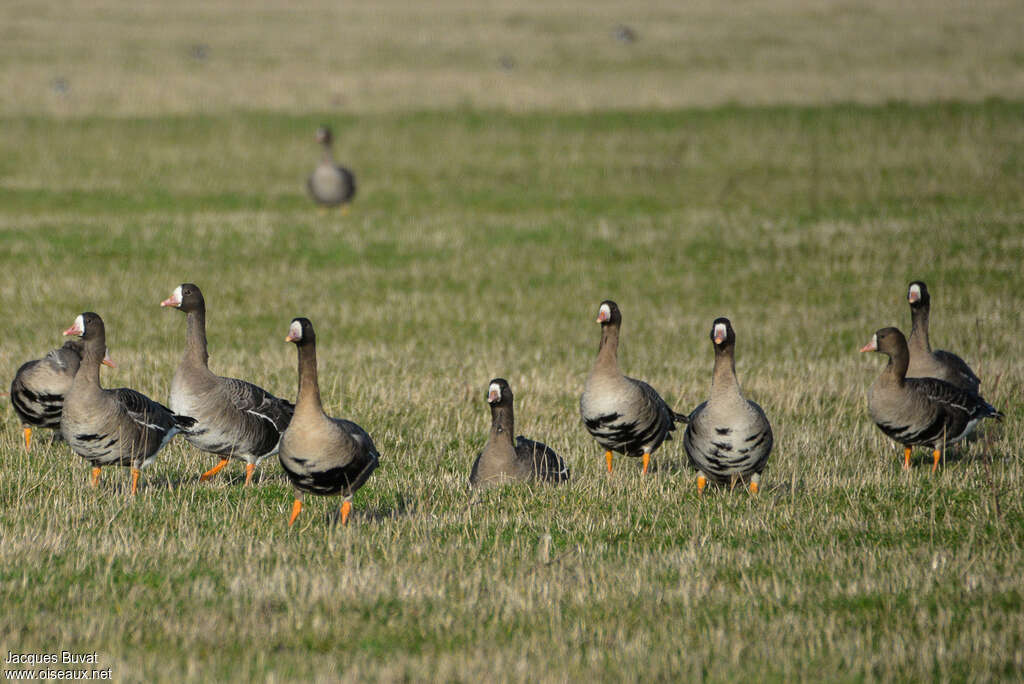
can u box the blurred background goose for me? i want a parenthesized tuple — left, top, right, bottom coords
(906, 281, 981, 393)
(470, 378, 569, 488)
(60, 313, 194, 494)
(10, 339, 85, 451)
(861, 327, 1001, 472)
(162, 283, 294, 485)
(308, 125, 356, 213)
(580, 300, 686, 474)
(683, 318, 772, 494)
(280, 318, 378, 526)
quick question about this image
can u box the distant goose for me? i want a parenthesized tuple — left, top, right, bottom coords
(10, 340, 86, 451)
(470, 378, 569, 488)
(683, 318, 773, 494)
(906, 281, 981, 393)
(861, 327, 1002, 471)
(161, 283, 294, 485)
(308, 125, 356, 212)
(60, 313, 194, 494)
(580, 300, 686, 474)
(280, 318, 379, 526)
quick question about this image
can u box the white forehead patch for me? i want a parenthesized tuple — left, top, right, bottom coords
(599, 303, 611, 320)
(289, 320, 303, 341)
(173, 285, 183, 301)
(714, 322, 728, 341)
(871, 333, 878, 348)
(908, 283, 920, 300)
(488, 382, 502, 399)
(74, 314, 85, 334)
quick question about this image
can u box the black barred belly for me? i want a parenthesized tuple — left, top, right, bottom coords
(685, 425, 770, 481)
(282, 458, 374, 497)
(12, 388, 65, 428)
(878, 415, 948, 447)
(68, 432, 124, 466)
(584, 412, 666, 457)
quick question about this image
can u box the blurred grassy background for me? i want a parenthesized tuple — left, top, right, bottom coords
(1, 1, 1022, 682)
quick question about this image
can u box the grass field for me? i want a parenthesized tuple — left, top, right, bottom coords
(2, 2, 1024, 682)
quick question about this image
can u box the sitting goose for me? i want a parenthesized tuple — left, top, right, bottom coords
(60, 313, 194, 494)
(10, 339, 88, 451)
(861, 327, 1002, 472)
(906, 281, 981, 393)
(580, 300, 686, 474)
(470, 378, 570, 488)
(683, 318, 772, 494)
(308, 125, 356, 212)
(161, 283, 294, 486)
(280, 318, 379, 526)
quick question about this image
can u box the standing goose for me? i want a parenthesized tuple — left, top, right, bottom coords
(683, 318, 772, 494)
(10, 339, 87, 451)
(470, 378, 570, 488)
(861, 327, 1002, 472)
(308, 125, 356, 212)
(60, 313, 193, 494)
(580, 300, 686, 474)
(280, 318, 379, 526)
(161, 283, 294, 485)
(905, 281, 981, 393)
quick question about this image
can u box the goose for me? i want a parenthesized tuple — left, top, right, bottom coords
(10, 339, 87, 451)
(60, 313, 194, 494)
(580, 300, 686, 474)
(905, 281, 981, 393)
(861, 327, 1002, 471)
(161, 283, 294, 485)
(308, 125, 356, 212)
(280, 318, 379, 526)
(470, 378, 570, 488)
(683, 318, 772, 494)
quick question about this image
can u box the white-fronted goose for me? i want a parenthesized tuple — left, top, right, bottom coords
(161, 284, 294, 486)
(861, 327, 1002, 472)
(280, 318, 379, 526)
(906, 281, 981, 393)
(470, 378, 570, 488)
(580, 300, 686, 474)
(60, 313, 194, 494)
(10, 340, 86, 451)
(308, 126, 356, 212)
(683, 318, 773, 494)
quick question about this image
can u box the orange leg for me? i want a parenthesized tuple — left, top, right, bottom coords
(199, 458, 229, 482)
(932, 449, 941, 473)
(605, 451, 613, 473)
(749, 481, 759, 495)
(90, 467, 102, 488)
(244, 463, 256, 486)
(697, 475, 707, 495)
(130, 468, 141, 495)
(340, 500, 352, 526)
(288, 499, 303, 526)
(641, 452, 651, 475)
(903, 447, 912, 471)
(23, 427, 32, 452)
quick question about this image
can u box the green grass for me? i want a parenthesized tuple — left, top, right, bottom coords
(0, 101, 1022, 681)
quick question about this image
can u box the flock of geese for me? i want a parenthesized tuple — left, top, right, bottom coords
(9, 277, 1004, 525)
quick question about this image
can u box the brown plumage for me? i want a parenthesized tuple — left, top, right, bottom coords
(308, 126, 356, 210)
(469, 378, 569, 489)
(161, 283, 294, 485)
(580, 300, 685, 474)
(10, 340, 84, 451)
(280, 318, 378, 526)
(861, 327, 1002, 472)
(683, 318, 772, 494)
(60, 313, 194, 494)
(906, 281, 981, 393)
